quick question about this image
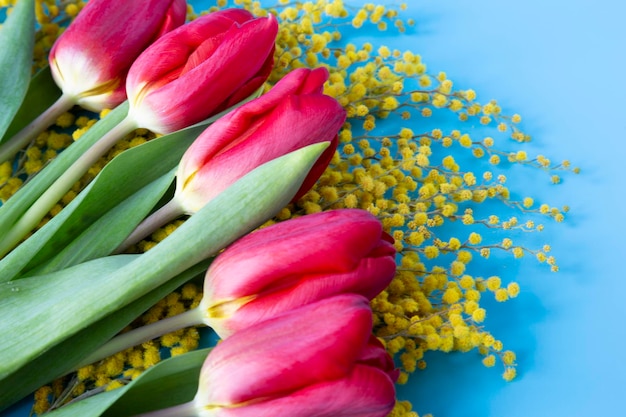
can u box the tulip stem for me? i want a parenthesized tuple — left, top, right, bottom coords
(0, 115, 138, 258)
(114, 197, 185, 254)
(132, 401, 199, 417)
(75, 307, 205, 370)
(0, 93, 76, 165)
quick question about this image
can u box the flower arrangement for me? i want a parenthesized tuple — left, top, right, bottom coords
(0, 0, 576, 416)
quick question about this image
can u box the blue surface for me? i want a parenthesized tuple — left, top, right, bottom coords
(3, 0, 625, 416)
(390, 1, 626, 416)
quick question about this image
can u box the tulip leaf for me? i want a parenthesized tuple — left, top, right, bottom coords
(0, 143, 329, 410)
(44, 348, 210, 417)
(0, 172, 173, 281)
(0, 258, 212, 411)
(46, 391, 122, 417)
(0, 102, 129, 237)
(0, 0, 35, 140)
(103, 348, 208, 416)
(29, 170, 176, 276)
(0, 66, 62, 143)
(0, 123, 207, 282)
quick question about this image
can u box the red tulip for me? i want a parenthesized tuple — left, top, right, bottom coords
(126, 9, 278, 134)
(116, 66, 342, 250)
(194, 294, 398, 417)
(49, 0, 187, 111)
(174, 67, 345, 213)
(199, 209, 396, 337)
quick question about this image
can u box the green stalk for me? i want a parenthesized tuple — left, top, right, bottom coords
(0, 93, 75, 164)
(134, 401, 199, 417)
(113, 196, 185, 254)
(75, 307, 205, 369)
(0, 115, 138, 258)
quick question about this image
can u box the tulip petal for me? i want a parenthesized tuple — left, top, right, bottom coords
(50, 0, 186, 110)
(258, 67, 329, 99)
(214, 67, 330, 144)
(130, 13, 279, 133)
(127, 10, 255, 86)
(217, 94, 344, 160)
(292, 132, 338, 201)
(197, 295, 373, 406)
(358, 335, 400, 382)
(153, 0, 189, 38)
(204, 210, 391, 301)
(213, 254, 396, 335)
(179, 94, 345, 208)
(218, 54, 275, 110)
(180, 31, 229, 76)
(127, 12, 253, 108)
(201, 365, 396, 417)
(176, 67, 331, 180)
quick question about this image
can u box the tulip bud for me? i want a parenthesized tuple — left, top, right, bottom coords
(193, 295, 397, 417)
(174, 67, 345, 213)
(126, 9, 278, 134)
(49, 0, 187, 111)
(200, 209, 396, 337)
(0, 0, 189, 247)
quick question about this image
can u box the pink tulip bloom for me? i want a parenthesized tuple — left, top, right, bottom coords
(87, 210, 395, 368)
(126, 9, 278, 134)
(199, 209, 396, 337)
(49, 0, 187, 111)
(193, 294, 398, 417)
(174, 67, 345, 213)
(115, 68, 343, 251)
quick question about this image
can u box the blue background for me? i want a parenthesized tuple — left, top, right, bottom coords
(3, 0, 625, 416)
(389, 1, 626, 416)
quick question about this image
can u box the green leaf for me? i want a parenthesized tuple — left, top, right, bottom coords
(0, 258, 212, 411)
(0, 66, 62, 144)
(104, 348, 207, 417)
(47, 391, 124, 417)
(31, 170, 175, 275)
(0, 256, 137, 376)
(0, 142, 328, 410)
(0, 0, 35, 140)
(0, 102, 129, 237)
(0, 124, 206, 282)
(45, 348, 210, 417)
(0, 171, 173, 281)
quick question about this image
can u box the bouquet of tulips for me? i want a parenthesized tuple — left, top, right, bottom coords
(0, 0, 399, 415)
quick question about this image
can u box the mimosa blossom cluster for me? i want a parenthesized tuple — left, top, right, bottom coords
(0, 1, 576, 417)
(224, 0, 576, 390)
